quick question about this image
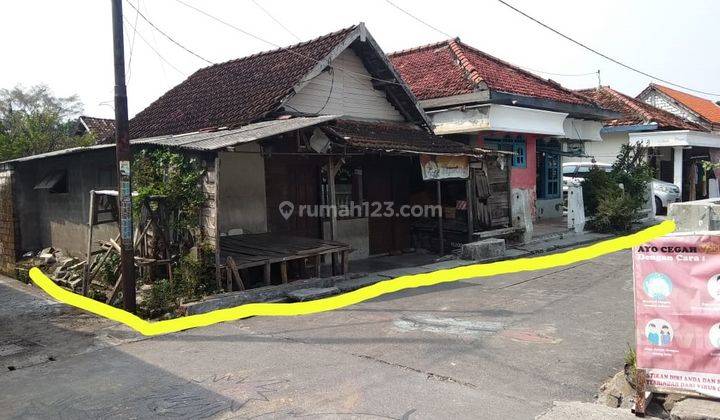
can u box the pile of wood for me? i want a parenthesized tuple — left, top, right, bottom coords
(80, 192, 173, 305)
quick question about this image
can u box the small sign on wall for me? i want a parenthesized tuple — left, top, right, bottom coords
(419, 155, 469, 180)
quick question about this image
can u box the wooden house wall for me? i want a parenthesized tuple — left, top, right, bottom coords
(285, 49, 405, 122)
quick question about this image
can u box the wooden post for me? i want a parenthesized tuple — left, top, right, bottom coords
(633, 368, 653, 416)
(83, 190, 96, 296)
(466, 176, 474, 243)
(331, 252, 339, 276)
(280, 261, 288, 283)
(341, 250, 349, 275)
(437, 180, 444, 255)
(328, 157, 338, 241)
(214, 156, 222, 290)
(314, 255, 321, 277)
(264, 262, 271, 286)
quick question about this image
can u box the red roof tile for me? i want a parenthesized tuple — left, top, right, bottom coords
(576, 86, 707, 131)
(130, 26, 357, 139)
(77, 116, 116, 144)
(648, 83, 720, 124)
(389, 39, 591, 106)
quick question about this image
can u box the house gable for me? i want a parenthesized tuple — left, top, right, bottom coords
(285, 49, 404, 121)
(129, 24, 429, 139)
(639, 88, 706, 126)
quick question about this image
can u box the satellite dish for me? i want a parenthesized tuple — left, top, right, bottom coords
(309, 128, 331, 154)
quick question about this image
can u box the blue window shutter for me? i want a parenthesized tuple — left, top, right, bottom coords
(512, 139, 526, 168)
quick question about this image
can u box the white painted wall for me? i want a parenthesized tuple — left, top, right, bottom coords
(218, 145, 268, 235)
(286, 49, 404, 121)
(582, 132, 628, 164)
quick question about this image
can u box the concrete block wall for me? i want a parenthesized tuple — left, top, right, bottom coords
(0, 169, 17, 275)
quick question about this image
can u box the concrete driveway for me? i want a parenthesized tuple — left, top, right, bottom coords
(0, 250, 635, 419)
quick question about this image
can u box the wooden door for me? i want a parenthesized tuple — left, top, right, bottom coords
(365, 157, 411, 255)
(265, 157, 321, 238)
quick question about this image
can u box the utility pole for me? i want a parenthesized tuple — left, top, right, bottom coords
(111, 0, 136, 313)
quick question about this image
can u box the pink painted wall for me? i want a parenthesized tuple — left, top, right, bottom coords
(474, 133, 538, 190)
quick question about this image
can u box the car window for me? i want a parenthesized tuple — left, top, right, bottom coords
(562, 165, 576, 176)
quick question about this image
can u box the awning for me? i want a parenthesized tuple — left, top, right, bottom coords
(321, 119, 502, 157)
(629, 130, 720, 148)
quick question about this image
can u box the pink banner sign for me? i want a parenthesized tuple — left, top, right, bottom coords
(633, 235, 720, 397)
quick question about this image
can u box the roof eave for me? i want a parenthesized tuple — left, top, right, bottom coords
(418, 91, 492, 110)
(600, 123, 659, 134)
(489, 91, 622, 120)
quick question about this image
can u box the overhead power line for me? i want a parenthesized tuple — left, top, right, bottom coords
(122, 15, 186, 76)
(126, 0, 140, 82)
(124, 0, 214, 64)
(172, 0, 415, 90)
(249, 0, 301, 41)
(496, 0, 720, 97)
(383, 0, 453, 39)
(382, 0, 598, 81)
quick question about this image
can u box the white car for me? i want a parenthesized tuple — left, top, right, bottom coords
(562, 161, 681, 214)
(562, 161, 611, 192)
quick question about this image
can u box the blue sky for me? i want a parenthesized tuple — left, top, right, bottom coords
(1, 0, 718, 117)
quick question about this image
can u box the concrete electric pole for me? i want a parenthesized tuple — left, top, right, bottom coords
(111, 0, 136, 313)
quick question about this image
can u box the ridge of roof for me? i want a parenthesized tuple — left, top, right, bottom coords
(450, 40, 592, 105)
(129, 25, 359, 138)
(647, 83, 720, 124)
(576, 86, 707, 131)
(447, 39, 484, 87)
(387, 39, 454, 58)
(389, 39, 592, 106)
(197, 24, 358, 73)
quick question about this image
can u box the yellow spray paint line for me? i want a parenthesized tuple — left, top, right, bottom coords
(28, 220, 676, 336)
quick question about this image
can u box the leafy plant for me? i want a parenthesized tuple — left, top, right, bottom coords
(132, 148, 206, 250)
(583, 144, 654, 233)
(138, 245, 218, 318)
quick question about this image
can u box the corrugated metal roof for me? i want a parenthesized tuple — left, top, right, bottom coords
(1, 143, 114, 165)
(133, 115, 338, 150)
(1, 116, 338, 165)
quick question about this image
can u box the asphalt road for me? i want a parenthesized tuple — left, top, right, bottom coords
(0, 250, 636, 419)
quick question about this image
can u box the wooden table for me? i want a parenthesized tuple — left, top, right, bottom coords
(219, 233, 351, 290)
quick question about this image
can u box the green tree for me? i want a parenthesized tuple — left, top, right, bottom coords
(583, 143, 654, 233)
(0, 84, 94, 161)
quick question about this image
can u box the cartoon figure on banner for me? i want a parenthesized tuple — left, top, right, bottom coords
(710, 323, 720, 348)
(643, 272, 673, 301)
(646, 319, 674, 346)
(707, 274, 720, 301)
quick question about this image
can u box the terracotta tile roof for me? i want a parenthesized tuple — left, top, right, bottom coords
(322, 119, 479, 155)
(389, 39, 591, 106)
(129, 26, 357, 139)
(648, 83, 720, 124)
(576, 86, 707, 131)
(77, 116, 116, 144)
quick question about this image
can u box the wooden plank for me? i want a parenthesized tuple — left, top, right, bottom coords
(226, 257, 245, 291)
(107, 274, 122, 305)
(341, 250, 349, 275)
(264, 262, 271, 286)
(280, 261, 288, 284)
(331, 252, 339, 276)
(83, 190, 96, 296)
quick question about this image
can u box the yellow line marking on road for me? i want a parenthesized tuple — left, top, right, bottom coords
(28, 220, 675, 336)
